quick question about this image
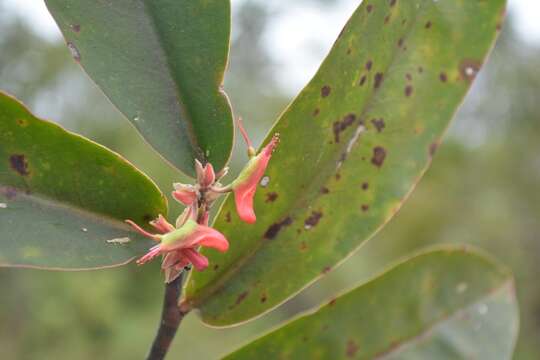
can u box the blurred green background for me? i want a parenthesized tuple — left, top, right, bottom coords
(1, 0, 539, 359)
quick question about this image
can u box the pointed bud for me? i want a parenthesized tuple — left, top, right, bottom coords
(201, 163, 216, 188)
(172, 183, 197, 206)
(150, 214, 175, 234)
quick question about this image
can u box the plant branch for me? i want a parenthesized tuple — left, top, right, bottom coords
(146, 272, 190, 360)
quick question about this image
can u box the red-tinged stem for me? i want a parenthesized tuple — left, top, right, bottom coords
(145, 272, 189, 360)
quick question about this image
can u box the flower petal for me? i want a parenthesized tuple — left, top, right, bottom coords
(183, 225, 229, 252)
(125, 220, 161, 241)
(136, 244, 162, 265)
(182, 248, 209, 271)
(172, 188, 197, 206)
(233, 184, 257, 224)
(150, 215, 175, 234)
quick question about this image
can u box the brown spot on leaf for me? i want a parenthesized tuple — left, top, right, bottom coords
(459, 59, 482, 82)
(397, 38, 404, 48)
(329, 298, 337, 306)
(371, 118, 385, 133)
(346, 340, 359, 358)
(233, 291, 249, 307)
(260, 293, 267, 303)
(362, 182, 369, 190)
(300, 241, 308, 251)
(384, 15, 391, 24)
(333, 113, 357, 143)
(213, 264, 219, 271)
(361, 204, 370, 212)
(359, 75, 367, 86)
(321, 85, 332, 98)
(429, 142, 439, 157)
(347, 48, 352, 55)
(439, 72, 448, 82)
(9, 154, 29, 176)
(16, 119, 28, 127)
(390, 0, 397, 6)
(335, 173, 341, 181)
(313, 108, 320, 117)
(405, 85, 413, 97)
(374, 73, 384, 89)
(418, 66, 424, 74)
(70, 24, 81, 33)
(365, 60, 373, 71)
(425, 21, 432, 29)
(264, 217, 293, 239)
(322, 266, 332, 274)
(405, 73, 412, 81)
(371, 146, 387, 167)
(265, 192, 278, 203)
(366, 4, 373, 13)
(225, 211, 231, 223)
(304, 211, 323, 229)
(320, 187, 330, 194)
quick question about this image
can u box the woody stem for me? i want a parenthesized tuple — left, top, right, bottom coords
(145, 272, 189, 360)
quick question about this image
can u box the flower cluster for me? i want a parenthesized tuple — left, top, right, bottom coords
(126, 119, 279, 282)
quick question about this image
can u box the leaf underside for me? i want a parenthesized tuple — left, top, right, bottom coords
(0, 92, 167, 270)
(225, 247, 518, 360)
(45, 0, 234, 177)
(185, 0, 507, 326)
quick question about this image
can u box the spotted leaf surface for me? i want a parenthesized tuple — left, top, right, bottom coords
(0, 92, 167, 270)
(225, 248, 518, 360)
(45, 0, 234, 177)
(185, 0, 507, 325)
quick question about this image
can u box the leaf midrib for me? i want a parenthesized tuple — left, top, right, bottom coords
(140, 0, 203, 162)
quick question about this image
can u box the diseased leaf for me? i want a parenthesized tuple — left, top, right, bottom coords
(184, 0, 507, 325)
(45, 0, 234, 176)
(0, 92, 167, 270)
(225, 247, 519, 360)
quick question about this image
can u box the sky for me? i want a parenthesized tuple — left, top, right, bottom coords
(1, 0, 539, 94)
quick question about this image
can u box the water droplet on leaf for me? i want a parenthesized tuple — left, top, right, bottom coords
(260, 176, 270, 187)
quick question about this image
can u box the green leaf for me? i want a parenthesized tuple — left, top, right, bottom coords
(45, 0, 234, 177)
(225, 247, 518, 360)
(184, 0, 507, 325)
(0, 92, 167, 270)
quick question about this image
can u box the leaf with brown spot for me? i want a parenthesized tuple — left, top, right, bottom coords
(185, 0, 506, 326)
(0, 92, 167, 270)
(223, 248, 518, 360)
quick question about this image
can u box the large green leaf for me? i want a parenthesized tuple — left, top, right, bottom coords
(225, 247, 518, 360)
(184, 0, 507, 325)
(0, 92, 167, 270)
(45, 0, 234, 176)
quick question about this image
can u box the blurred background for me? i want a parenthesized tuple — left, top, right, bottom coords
(0, 0, 539, 358)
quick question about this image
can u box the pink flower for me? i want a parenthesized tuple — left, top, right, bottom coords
(126, 215, 228, 277)
(231, 119, 279, 223)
